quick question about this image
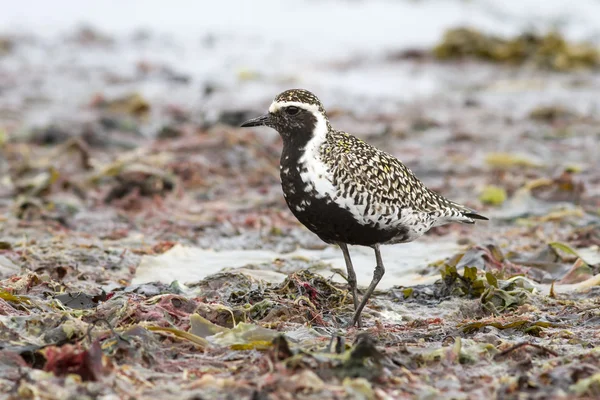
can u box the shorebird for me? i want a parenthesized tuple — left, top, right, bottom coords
(241, 89, 487, 327)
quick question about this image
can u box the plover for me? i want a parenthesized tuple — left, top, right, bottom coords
(241, 89, 487, 327)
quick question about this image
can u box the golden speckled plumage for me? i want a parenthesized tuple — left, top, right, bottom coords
(322, 129, 476, 218)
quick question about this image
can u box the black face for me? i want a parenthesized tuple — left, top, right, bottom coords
(241, 105, 318, 146)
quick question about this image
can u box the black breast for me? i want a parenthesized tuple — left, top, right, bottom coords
(279, 145, 405, 246)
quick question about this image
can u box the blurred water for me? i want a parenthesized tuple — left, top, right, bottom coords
(4, 0, 600, 45)
(5, 1, 598, 146)
(2, 0, 600, 126)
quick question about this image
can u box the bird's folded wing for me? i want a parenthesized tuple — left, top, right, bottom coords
(331, 143, 439, 212)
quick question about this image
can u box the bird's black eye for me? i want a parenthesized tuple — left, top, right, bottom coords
(285, 106, 300, 115)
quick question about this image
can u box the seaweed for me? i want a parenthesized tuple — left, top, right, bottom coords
(434, 28, 600, 71)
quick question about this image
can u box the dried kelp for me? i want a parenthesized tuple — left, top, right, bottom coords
(434, 28, 600, 71)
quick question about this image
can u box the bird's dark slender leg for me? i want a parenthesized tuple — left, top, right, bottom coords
(351, 244, 385, 327)
(337, 242, 360, 325)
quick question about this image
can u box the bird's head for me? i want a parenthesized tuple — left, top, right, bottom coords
(241, 89, 330, 143)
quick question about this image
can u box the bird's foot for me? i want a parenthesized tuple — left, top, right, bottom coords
(350, 310, 363, 328)
(346, 288, 362, 328)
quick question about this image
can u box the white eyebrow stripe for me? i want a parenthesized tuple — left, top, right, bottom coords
(268, 101, 320, 114)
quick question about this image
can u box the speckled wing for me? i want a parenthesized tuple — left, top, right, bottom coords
(324, 131, 482, 222)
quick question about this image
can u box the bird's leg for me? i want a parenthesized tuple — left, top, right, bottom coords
(351, 244, 385, 327)
(337, 243, 360, 322)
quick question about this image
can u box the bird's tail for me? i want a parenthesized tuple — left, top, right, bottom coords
(432, 202, 488, 226)
(452, 202, 488, 224)
(460, 211, 489, 224)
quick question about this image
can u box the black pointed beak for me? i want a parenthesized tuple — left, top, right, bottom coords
(240, 114, 270, 127)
